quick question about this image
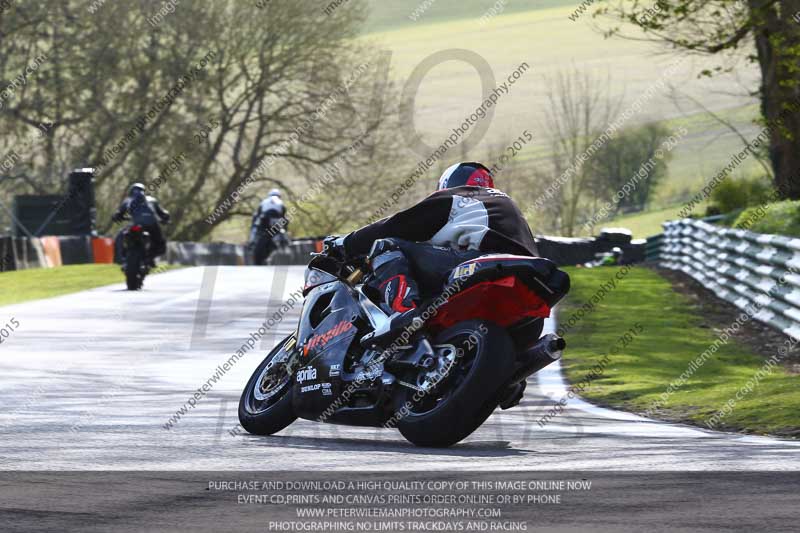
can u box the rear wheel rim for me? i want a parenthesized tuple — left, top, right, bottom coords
(408, 331, 481, 415)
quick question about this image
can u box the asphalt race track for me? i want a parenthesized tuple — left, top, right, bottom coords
(2, 265, 800, 471)
(3, 266, 800, 531)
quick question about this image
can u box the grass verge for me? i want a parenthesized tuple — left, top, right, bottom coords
(0, 264, 181, 307)
(558, 266, 800, 437)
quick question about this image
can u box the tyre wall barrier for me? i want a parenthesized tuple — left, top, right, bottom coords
(660, 218, 800, 340)
(58, 236, 93, 265)
(534, 235, 646, 266)
(265, 239, 319, 266)
(1, 234, 646, 271)
(0, 236, 113, 271)
(92, 237, 115, 264)
(0, 236, 47, 271)
(165, 241, 246, 266)
(40, 237, 63, 267)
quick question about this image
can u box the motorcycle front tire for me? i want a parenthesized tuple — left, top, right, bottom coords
(238, 336, 297, 436)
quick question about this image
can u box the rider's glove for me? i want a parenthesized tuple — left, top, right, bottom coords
(323, 234, 348, 260)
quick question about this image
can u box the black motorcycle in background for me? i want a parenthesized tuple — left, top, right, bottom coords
(252, 228, 291, 265)
(121, 224, 151, 290)
(113, 214, 161, 291)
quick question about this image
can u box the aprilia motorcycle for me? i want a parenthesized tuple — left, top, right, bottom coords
(238, 246, 570, 447)
(121, 224, 151, 290)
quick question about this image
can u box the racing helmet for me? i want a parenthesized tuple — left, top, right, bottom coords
(268, 188, 281, 198)
(437, 162, 494, 190)
(128, 183, 146, 195)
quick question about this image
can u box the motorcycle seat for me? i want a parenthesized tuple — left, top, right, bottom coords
(445, 254, 570, 307)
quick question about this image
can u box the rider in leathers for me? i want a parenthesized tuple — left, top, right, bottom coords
(249, 189, 289, 265)
(328, 162, 537, 343)
(112, 183, 170, 265)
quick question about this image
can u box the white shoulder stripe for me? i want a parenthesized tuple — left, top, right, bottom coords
(428, 195, 490, 251)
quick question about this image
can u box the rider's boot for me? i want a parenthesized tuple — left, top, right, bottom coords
(360, 239, 424, 348)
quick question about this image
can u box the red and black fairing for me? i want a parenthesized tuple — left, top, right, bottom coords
(428, 255, 570, 345)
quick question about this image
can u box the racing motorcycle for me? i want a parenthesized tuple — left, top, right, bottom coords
(121, 224, 151, 290)
(238, 242, 570, 447)
(252, 227, 291, 265)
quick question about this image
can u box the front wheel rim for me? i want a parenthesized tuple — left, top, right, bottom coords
(246, 340, 294, 414)
(254, 362, 290, 402)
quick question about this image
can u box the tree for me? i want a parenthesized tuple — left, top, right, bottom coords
(535, 68, 620, 236)
(0, 0, 394, 241)
(588, 123, 672, 216)
(595, 0, 800, 198)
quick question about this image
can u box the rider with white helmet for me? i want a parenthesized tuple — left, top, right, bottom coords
(249, 189, 289, 264)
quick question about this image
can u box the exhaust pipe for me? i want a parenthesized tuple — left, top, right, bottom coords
(511, 333, 565, 383)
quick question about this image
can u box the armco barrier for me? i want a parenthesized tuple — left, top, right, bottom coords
(660, 218, 800, 340)
(2, 233, 649, 271)
(645, 234, 664, 263)
(0, 236, 320, 270)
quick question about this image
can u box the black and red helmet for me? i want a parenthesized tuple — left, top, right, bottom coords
(437, 162, 494, 190)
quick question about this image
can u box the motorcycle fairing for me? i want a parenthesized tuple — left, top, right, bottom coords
(303, 266, 338, 296)
(446, 254, 570, 307)
(428, 275, 551, 331)
(291, 278, 400, 427)
(292, 279, 368, 422)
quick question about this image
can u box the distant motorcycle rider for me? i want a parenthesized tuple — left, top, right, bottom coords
(249, 189, 290, 265)
(326, 162, 537, 342)
(112, 183, 170, 265)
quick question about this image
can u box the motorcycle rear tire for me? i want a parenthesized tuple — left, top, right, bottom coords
(125, 249, 144, 291)
(253, 235, 276, 266)
(396, 320, 515, 448)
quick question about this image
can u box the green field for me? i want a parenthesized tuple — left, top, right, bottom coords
(600, 202, 710, 239)
(204, 2, 764, 242)
(0, 264, 180, 306)
(364, 0, 576, 33)
(558, 267, 800, 437)
(358, 2, 762, 234)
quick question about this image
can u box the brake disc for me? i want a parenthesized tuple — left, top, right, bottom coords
(414, 344, 457, 393)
